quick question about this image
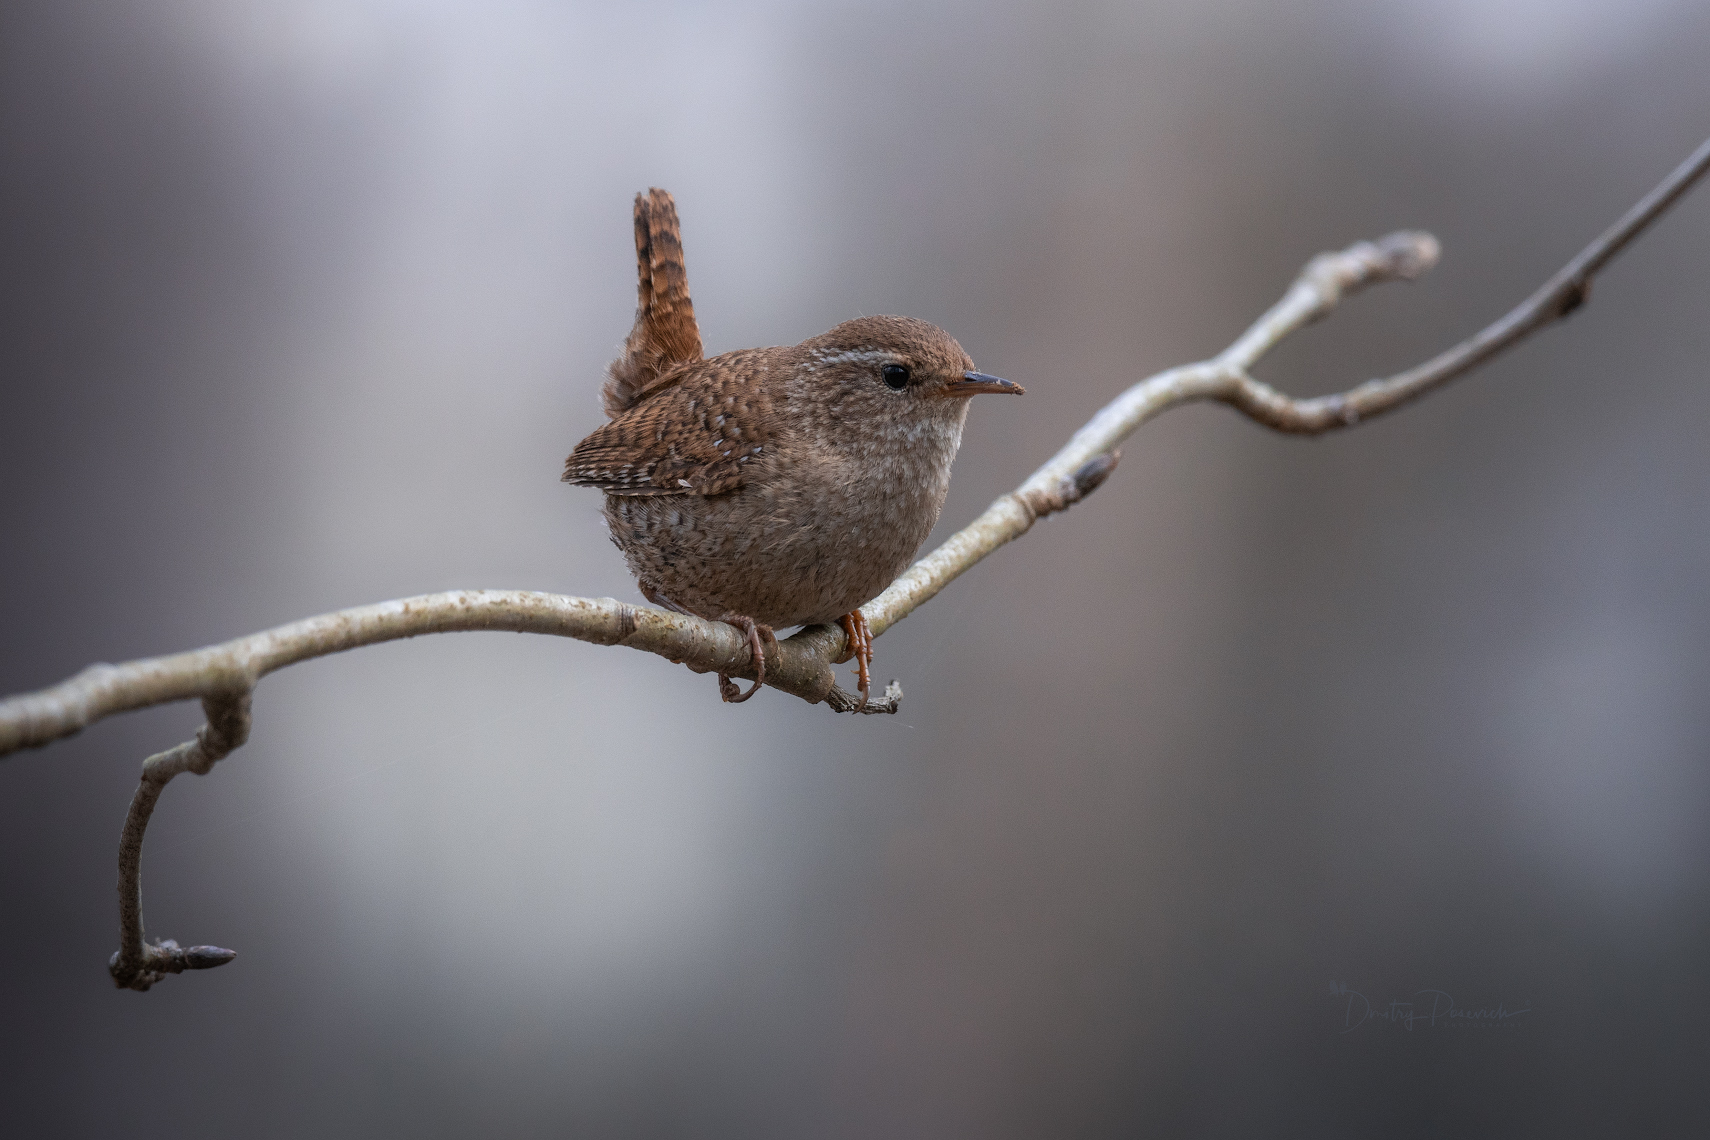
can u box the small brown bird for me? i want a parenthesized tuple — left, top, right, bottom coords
(564, 189, 1022, 704)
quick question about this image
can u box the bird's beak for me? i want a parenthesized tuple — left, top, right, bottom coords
(940, 370, 1025, 398)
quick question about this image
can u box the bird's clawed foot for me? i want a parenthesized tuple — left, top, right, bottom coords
(837, 611, 874, 705)
(716, 614, 777, 704)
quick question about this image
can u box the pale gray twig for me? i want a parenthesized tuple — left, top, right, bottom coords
(865, 136, 1710, 634)
(110, 693, 250, 989)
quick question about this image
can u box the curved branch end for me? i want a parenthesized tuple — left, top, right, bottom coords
(826, 679, 903, 715)
(1372, 230, 1442, 282)
(110, 940, 238, 992)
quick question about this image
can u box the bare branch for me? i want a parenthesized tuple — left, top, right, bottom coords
(865, 137, 1710, 634)
(0, 592, 846, 757)
(1, 136, 1706, 989)
(1218, 134, 1710, 433)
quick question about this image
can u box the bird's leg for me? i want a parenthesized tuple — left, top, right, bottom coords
(715, 614, 776, 704)
(639, 580, 693, 615)
(837, 611, 873, 705)
(638, 583, 773, 699)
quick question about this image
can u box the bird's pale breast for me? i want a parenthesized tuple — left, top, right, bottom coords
(603, 415, 962, 629)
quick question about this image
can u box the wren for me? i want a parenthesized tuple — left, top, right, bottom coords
(564, 189, 1023, 704)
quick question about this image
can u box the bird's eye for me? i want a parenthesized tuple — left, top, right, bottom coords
(881, 364, 911, 391)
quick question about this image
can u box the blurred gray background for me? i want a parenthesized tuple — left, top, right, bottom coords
(3, 1, 1709, 1135)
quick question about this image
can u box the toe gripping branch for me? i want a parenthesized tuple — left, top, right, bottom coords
(826, 678, 904, 715)
(837, 612, 874, 704)
(827, 610, 900, 714)
(717, 615, 776, 704)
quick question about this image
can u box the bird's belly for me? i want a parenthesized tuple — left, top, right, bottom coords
(603, 477, 941, 629)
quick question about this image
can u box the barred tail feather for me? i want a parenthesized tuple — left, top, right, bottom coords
(602, 188, 704, 418)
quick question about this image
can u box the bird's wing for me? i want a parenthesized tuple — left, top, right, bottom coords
(564, 350, 779, 496)
(601, 188, 704, 419)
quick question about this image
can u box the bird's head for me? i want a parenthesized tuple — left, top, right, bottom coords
(788, 316, 1023, 446)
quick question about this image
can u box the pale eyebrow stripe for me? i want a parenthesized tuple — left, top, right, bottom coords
(806, 348, 896, 369)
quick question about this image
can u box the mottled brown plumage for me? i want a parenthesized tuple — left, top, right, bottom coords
(565, 189, 1022, 702)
